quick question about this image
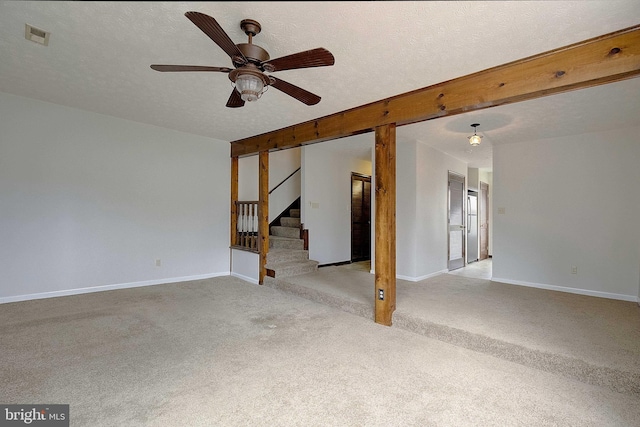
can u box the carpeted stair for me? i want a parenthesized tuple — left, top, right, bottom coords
(266, 208, 319, 279)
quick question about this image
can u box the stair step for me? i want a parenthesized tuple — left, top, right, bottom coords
(265, 259, 319, 279)
(289, 208, 300, 218)
(271, 226, 301, 239)
(267, 249, 310, 264)
(280, 217, 301, 228)
(269, 235, 304, 250)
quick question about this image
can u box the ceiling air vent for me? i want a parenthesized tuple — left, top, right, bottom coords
(25, 24, 50, 46)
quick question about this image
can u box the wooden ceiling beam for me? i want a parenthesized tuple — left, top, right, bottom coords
(231, 24, 640, 157)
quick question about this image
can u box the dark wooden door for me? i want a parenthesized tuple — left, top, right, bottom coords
(351, 173, 371, 262)
(480, 181, 489, 260)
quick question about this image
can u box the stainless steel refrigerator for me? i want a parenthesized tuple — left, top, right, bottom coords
(467, 191, 478, 263)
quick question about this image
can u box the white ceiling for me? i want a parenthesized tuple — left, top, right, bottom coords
(1, 1, 639, 170)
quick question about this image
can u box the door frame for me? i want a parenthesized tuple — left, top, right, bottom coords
(467, 190, 479, 263)
(351, 172, 372, 262)
(447, 171, 466, 271)
(479, 181, 489, 260)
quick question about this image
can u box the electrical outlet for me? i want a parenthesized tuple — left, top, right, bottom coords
(378, 289, 384, 300)
(155, 259, 162, 267)
(571, 266, 577, 274)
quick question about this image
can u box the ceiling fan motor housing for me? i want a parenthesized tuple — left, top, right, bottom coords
(229, 65, 270, 85)
(235, 43, 270, 65)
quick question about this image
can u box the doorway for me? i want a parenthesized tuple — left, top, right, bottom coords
(480, 181, 489, 260)
(448, 171, 466, 271)
(467, 190, 479, 263)
(351, 173, 371, 262)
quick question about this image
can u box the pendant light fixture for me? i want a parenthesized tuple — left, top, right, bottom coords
(468, 123, 482, 146)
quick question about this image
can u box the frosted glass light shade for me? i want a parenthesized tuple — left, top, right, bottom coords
(235, 73, 264, 102)
(468, 134, 482, 146)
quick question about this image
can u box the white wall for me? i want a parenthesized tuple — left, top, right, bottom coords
(412, 141, 467, 280)
(238, 155, 258, 201)
(492, 126, 640, 301)
(301, 137, 467, 278)
(270, 148, 301, 194)
(373, 139, 467, 281)
(479, 169, 493, 256)
(0, 92, 230, 302)
(301, 143, 372, 265)
(238, 147, 301, 221)
(231, 249, 259, 284)
(468, 168, 479, 192)
(394, 140, 418, 278)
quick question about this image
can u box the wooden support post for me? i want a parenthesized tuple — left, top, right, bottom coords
(230, 156, 239, 248)
(374, 123, 396, 326)
(258, 150, 269, 284)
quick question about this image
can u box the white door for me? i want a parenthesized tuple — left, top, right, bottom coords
(467, 192, 478, 263)
(448, 172, 465, 271)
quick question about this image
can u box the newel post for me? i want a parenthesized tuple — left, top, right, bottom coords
(258, 150, 269, 284)
(230, 156, 239, 249)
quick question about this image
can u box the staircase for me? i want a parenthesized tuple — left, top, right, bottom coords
(266, 208, 319, 279)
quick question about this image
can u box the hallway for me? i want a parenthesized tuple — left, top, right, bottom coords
(447, 258, 492, 280)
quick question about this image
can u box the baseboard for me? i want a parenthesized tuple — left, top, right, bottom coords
(396, 270, 448, 282)
(0, 272, 229, 304)
(319, 260, 352, 268)
(364, 269, 448, 281)
(491, 277, 638, 302)
(230, 272, 259, 285)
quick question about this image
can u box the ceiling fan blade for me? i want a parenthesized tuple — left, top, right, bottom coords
(185, 11, 247, 64)
(262, 48, 335, 72)
(150, 65, 232, 73)
(226, 88, 245, 108)
(270, 77, 321, 105)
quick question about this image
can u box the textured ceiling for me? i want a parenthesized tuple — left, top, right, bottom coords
(1, 1, 639, 169)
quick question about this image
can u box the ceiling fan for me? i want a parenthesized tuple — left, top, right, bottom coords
(150, 11, 335, 108)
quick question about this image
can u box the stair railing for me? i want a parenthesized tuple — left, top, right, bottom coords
(269, 167, 301, 195)
(233, 201, 259, 252)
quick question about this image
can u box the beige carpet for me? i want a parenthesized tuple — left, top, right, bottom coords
(265, 260, 640, 394)
(1, 275, 639, 426)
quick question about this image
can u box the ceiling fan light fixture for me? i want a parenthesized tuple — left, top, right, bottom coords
(152, 12, 335, 108)
(235, 73, 264, 102)
(468, 123, 483, 146)
(230, 67, 270, 102)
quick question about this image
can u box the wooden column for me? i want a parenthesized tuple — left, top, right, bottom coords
(374, 123, 396, 326)
(258, 150, 269, 284)
(230, 156, 239, 248)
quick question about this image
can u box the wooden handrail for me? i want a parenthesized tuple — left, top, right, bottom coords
(269, 167, 301, 195)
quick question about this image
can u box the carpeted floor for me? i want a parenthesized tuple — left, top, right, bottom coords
(265, 260, 640, 394)
(1, 273, 639, 426)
